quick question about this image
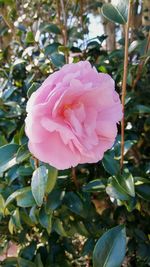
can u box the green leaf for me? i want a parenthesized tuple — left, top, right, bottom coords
(31, 166, 48, 206)
(0, 135, 7, 147)
(98, 65, 107, 73)
(16, 143, 30, 163)
(73, 220, 89, 237)
(39, 207, 52, 234)
(18, 257, 36, 267)
(93, 225, 126, 267)
(12, 59, 26, 67)
(41, 23, 61, 34)
(0, 194, 5, 215)
(0, 144, 19, 173)
(133, 104, 150, 114)
(46, 188, 65, 211)
(53, 218, 67, 237)
(102, 1, 128, 25)
(82, 238, 95, 256)
(102, 152, 120, 175)
(106, 181, 129, 201)
(50, 53, 65, 67)
(64, 192, 85, 217)
(115, 172, 135, 197)
(26, 31, 35, 43)
(82, 179, 105, 192)
(5, 187, 35, 208)
(58, 46, 70, 54)
(19, 241, 36, 261)
(27, 82, 40, 98)
(11, 208, 22, 230)
(34, 253, 44, 267)
(0, 257, 18, 266)
(8, 217, 14, 234)
(136, 184, 150, 201)
(29, 206, 38, 224)
(106, 172, 135, 201)
(128, 39, 147, 55)
(17, 189, 36, 207)
(21, 211, 35, 226)
(17, 166, 33, 176)
(44, 43, 60, 56)
(45, 165, 58, 194)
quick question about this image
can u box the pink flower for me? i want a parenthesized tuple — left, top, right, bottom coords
(25, 61, 122, 170)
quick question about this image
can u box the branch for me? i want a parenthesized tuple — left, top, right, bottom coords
(120, 0, 133, 171)
(72, 167, 79, 189)
(60, 0, 69, 63)
(1, 14, 15, 36)
(33, 156, 39, 169)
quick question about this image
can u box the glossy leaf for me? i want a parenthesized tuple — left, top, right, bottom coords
(11, 208, 22, 230)
(93, 225, 126, 267)
(44, 43, 60, 56)
(17, 189, 36, 207)
(106, 172, 135, 201)
(136, 184, 150, 201)
(102, 0, 128, 24)
(50, 53, 65, 67)
(0, 144, 19, 173)
(29, 206, 38, 224)
(16, 143, 30, 163)
(46, 188, 65, 211)
(82, 179, 105, 192)
(27, 83, 40, 98)
(31, 166, 48, 206)
(53, 218, 67, 237)
(133, 104, 150, 114)
(102, 152, 120, 175)
(45, 165, 58, 194)
(5, 187, 35, 208)
(64, 192, 85, 217)
(41, 23, 61, 34)
(115, 172, 135, 197)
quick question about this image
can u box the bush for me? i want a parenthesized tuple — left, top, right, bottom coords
(0, 0, 150, 266)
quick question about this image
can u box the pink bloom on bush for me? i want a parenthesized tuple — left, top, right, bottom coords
(25, 61, 122, 169)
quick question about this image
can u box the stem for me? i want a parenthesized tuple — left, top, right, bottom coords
(60, 0, 69, 63)
(56, 0, 62, 30)
(120, 0, 133, 171)
(33, 156, 39, 169)
(1, 14, 13, 32)
(72, 167, 79, 189)
(80, 0, 84, 30)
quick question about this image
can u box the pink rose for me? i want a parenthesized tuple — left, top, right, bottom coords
(25, 61, 122, 170)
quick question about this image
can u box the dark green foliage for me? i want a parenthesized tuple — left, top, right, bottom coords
(93, 225, 126, 267)
(0, 0, 150, 266)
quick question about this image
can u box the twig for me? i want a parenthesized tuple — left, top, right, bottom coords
(80, 0, 84, 30)
(1, 13, 14, 34)
(33, 156, 39, 169)
(56, 0, 62, 31)
(60, 0, 69, 63)
(72, 167, 79, 189)
(132, 32, 150, 90)
(120, 0, 133, 171)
